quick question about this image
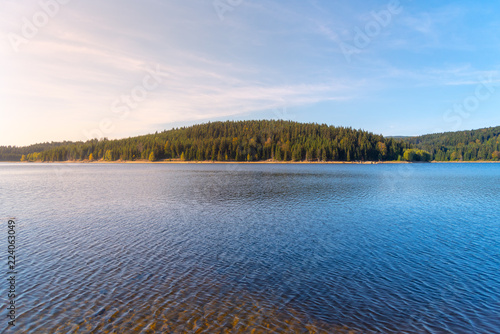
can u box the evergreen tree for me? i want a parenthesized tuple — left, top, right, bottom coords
(4, 120, 498, 163)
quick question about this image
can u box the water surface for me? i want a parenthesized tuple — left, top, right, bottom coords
(0, 163, 499, 333)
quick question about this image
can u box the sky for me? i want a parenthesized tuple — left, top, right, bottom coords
(1, 0, 500, 146)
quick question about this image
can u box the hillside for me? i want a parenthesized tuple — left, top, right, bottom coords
(405, 126, 500, 161)
(0, 141, 76, 162)
(1, 121, 499, 163)
(0, 120, 409, 162)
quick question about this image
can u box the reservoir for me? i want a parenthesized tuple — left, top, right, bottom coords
(1, 163, 499, 333)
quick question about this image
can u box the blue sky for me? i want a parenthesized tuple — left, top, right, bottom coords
(1, 0, 500, 146)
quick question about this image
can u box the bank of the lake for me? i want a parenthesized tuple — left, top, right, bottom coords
(11, 159, 500, 164)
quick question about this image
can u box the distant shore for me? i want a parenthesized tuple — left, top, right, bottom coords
(6, 159, 500, 164)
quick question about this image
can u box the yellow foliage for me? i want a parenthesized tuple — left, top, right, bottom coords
(149, 151, 156, 162)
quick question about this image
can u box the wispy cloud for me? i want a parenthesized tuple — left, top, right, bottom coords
(1, 1, 358, 144)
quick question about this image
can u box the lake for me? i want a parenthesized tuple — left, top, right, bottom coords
(0, 163, 499, 333)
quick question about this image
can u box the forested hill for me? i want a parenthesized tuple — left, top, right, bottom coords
(0, 141, 75, 162)
(404, 126, 500, 161)
(2, 121, 499, 162)
(0, 120, 410, 162)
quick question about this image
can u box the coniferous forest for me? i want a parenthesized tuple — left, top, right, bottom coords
(1, 120, 500, 162)
(404, 125, 500, 161)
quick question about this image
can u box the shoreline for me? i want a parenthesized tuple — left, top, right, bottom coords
(5, 160, 500, 164)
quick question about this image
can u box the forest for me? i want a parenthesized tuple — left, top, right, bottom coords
(404, 125, 500, 161)
(1, 120, 499, 162)
(1, 120, 408, 162)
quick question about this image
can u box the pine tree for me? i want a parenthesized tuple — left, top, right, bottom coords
(8, 120, 493, 163)
(292, 147, 301, 161)
(275, 147, 282, 161)
(306, 150, 312, 161)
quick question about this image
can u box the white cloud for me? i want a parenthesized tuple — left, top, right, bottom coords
(0, 0, 358, 145)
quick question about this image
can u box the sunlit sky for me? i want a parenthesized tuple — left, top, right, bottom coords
(1, 0, 500, 146)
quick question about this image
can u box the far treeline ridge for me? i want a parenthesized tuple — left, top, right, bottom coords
(1, 120, 500, 162)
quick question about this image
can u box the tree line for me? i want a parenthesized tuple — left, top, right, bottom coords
(404, 126, 500, 161)
(3, 120, 412, 162)
(0, 142, 74, 162)
(4, 121, 499, 163)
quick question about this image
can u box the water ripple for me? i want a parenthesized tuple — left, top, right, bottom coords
(0, 163, 499, 333)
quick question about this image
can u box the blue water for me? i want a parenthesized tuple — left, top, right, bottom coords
(0, 163, 499, 333)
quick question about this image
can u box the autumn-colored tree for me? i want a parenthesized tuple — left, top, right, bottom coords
(89, 153, 94, 161)
(104, 150, 113, 161)
(450, 151, 460, 161)
(376, 142, 387, 159)
(149, 151, 156, 162)
(403, 149, 415, 162)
